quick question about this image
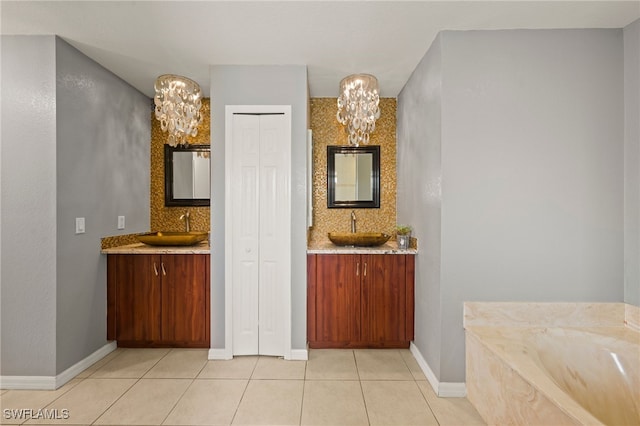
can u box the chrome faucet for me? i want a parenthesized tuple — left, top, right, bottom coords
(351, 210, 357, 233)
(180, 210, 191, 232)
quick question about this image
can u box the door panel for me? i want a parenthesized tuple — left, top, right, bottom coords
(115, 254, 161, 342)
(232, 115, 260, 355)
(231, 113, 289, 356)
(161, 254, 209, 345)
(315, 254, 361, 344)
(258, 114, 288, 356)
(361, 255, 406, 343)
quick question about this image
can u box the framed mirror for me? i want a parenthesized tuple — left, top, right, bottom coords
(164, 144, 210, 207)
(327, 145, 380, 208)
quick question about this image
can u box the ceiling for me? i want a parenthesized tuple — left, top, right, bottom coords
(2, 1, 639, 98)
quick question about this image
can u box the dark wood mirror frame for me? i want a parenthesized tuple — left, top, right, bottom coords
(327, 145, 380, 209)
(164, 144, 210, 207)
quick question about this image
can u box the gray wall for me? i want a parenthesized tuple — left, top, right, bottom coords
(1, 36, 58, 376)
(397, 34, 444, 379)
(55, 38, 150, 372)
(398, 28, 625, 383)
(209, 65, 308, 351)
(1, 36, 150, 377)
(624, 19, 640, 306)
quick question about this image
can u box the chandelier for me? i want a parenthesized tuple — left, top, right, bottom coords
(154, 74, 203, 146)
(336, 74, 381, 146)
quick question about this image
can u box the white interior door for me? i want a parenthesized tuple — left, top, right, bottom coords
(230, 112, 290, 356)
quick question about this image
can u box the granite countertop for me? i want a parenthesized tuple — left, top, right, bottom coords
(307, 240, 417, 254)
(101, 241, 210, 254)
(103, 240, 416, 255)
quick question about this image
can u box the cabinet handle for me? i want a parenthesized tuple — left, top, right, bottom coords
(161, 262, 167, 276)
(356, 262, 360, 276)
(363, 262, 367, 277)
(153, 262, 159, 276)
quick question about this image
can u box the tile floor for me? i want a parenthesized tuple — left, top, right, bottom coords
(0, 348, 486, 425)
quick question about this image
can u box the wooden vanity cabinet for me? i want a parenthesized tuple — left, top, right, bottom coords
(307, 253, 414, 348)
(107, 254, 210, 348)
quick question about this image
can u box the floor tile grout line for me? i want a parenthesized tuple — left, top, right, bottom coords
(248, 356, 260, 380)
(229, 376, 252, 425)
(158, 377, 196, 426)
(228, 355, 259, 424)
(90, 375, 141, 425)
(403, 348, 443, 425)
(87, 348, 171, 425)
(87, 347, 126, 379)
(415, 381, 443, 426)
(14, 375, 85, 426)
(140, 348, 178, 380)
(400, 349, 443, 426)
(298, 357, 309, 425)
(192, 349, 211, 379)
(46, 375, 86, 404)
(352, 350, 372, 425)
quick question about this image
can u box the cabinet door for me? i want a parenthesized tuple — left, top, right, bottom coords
(113, 254, 162, 343)
(361, 254, 407, 344)
(160, 254, 210, 346)
(314, 254, 361, 345)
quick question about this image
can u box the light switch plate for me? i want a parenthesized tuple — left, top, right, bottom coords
(75, 217, 85, 234)
(117, 216, 125, 230)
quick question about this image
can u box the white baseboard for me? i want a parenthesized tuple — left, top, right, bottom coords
(438, 382, 467, 397)
(0, 375, 56, 390)
(0, 341, 117, 390)
(55, 342, 117, 388)
(209, 348, 308, 361)
(410, 342, 466, 397)
(208, 348, 232, 360)
(288, 349, 308, 361)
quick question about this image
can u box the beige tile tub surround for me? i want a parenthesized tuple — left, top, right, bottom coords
(463, 301, 625, 327)
(626, 303, 640, 330)
(465, 331, 588, 425)
(463, 302, 640, 425)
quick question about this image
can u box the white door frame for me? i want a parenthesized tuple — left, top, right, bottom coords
(224, 105, 292, 360)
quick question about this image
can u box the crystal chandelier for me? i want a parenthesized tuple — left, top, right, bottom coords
(336, 74, 381, 146)
(154, 74, 203, 146)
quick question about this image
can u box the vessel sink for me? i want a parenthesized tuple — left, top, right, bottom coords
(136, 231, 208, 246)
(328, 232, 391, 247)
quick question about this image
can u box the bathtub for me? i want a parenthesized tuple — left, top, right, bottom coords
(465, 326, 640, 425)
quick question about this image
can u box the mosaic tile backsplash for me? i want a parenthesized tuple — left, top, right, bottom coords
(147, 97, 397, 245)
(309, 98, 397, 243)
(150, 98, 211, 233)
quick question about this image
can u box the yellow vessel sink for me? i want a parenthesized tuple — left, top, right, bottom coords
(328, 232, 391, 247)
(136, 231, 208, 246)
